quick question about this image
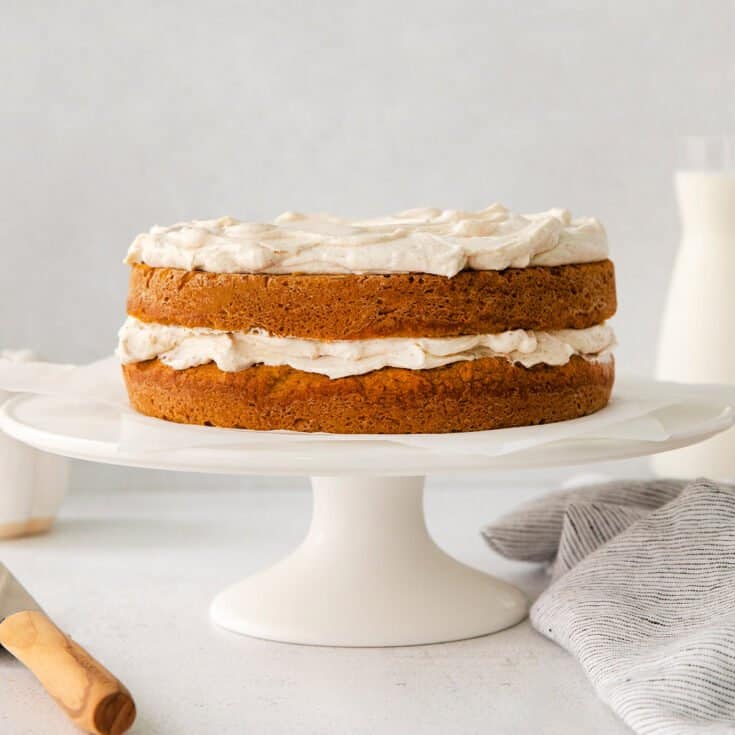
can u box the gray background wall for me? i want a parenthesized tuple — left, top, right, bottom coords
(1, 1, 733, 489)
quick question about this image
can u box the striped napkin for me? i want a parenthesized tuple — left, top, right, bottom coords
(483, 478, 735, 735)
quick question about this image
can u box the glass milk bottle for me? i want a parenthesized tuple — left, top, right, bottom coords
(654, 137, 735, 479)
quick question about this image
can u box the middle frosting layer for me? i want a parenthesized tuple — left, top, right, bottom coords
(117, 317, 615, 380)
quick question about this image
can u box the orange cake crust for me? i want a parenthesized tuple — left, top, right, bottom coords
(127, 260, 617, 339)
(122, 355, 614, 434)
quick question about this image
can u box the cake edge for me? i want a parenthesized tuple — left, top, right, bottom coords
(121, 355, 615, 434)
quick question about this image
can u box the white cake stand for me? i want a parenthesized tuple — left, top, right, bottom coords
(1, 380, 733, 647)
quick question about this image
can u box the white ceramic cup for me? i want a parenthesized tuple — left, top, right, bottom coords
(0, 352, 69, 539)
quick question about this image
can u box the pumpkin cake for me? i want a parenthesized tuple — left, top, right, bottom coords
(117, 205, 617, 433)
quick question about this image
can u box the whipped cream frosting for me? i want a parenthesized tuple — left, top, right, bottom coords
(125, 204, 608, 277)
(117, 317, 615, 380)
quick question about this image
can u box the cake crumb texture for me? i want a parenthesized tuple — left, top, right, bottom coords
(127, 261, 617, 339)
(122, 355, 614, 434)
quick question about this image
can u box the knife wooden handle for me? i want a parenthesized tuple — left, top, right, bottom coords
(0, 610, 136, 735)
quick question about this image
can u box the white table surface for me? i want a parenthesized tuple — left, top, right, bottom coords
(0, 472, 634, 735)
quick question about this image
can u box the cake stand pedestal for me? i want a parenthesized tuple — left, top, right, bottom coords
(212, 475, 525, 645)
(1, 380, 733, 646)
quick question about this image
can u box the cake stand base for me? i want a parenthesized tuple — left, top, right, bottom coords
(210, 476, 528, 646)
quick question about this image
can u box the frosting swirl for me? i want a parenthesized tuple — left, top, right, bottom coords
(117, 317, 615, 380)
(125, 204, 608, 277)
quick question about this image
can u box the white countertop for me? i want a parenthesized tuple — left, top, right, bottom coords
(0, 475, 632, 735)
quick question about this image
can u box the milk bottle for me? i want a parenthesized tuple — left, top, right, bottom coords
(654, 137, 735, 479)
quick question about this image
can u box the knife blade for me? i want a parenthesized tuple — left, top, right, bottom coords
(0, 562, 43, 619)
(0, 563, 136, 735)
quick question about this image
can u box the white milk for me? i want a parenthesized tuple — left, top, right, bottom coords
(654, 171, 735, 479)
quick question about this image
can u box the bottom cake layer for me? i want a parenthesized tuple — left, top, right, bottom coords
(122, 355, 614, 434)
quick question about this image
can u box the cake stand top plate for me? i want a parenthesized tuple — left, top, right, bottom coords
(1, 379, 733, 476)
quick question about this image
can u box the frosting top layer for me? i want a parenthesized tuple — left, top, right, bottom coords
(125, 204, 608, 277)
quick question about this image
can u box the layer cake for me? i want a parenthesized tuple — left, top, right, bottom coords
(117, 205, 616, 433)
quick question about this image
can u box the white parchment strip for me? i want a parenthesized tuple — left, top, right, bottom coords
(1, 357, 732, 458)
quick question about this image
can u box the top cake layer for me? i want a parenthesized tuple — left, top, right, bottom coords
(125, 204, 608, 277)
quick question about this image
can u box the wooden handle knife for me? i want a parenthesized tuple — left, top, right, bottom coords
(0, 564, 135, 735)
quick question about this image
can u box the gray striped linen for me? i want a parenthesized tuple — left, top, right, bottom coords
(483, 479, 687, 563)
(483, 478, 735, 734)
(550, 500, 650, 581)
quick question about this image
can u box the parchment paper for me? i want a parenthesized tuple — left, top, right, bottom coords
(1, 355, 732, 458)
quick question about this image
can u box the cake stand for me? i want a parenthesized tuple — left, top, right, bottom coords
(1, 380, 733, 647)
